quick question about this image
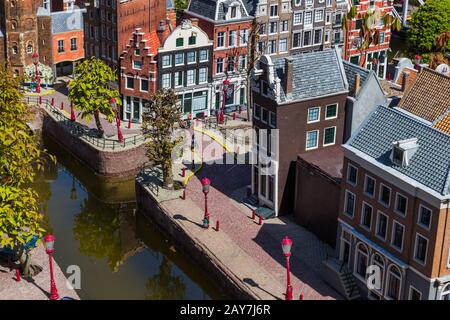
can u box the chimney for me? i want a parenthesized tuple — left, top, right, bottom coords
(191, 18, 199, 27)
(354, 74, 361, 95)
(284, 57, 294, 98)
(401, 71, 410, 92)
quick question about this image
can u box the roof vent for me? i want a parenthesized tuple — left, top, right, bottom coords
(390, 138, 419, 167)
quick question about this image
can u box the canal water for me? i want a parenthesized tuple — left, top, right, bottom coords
(34, 134, 225, 300)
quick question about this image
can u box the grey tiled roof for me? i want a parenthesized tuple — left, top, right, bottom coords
(348, 105, 450, 196)
(188, 0, 218, 20)
(51, 9, 84, 34)
(273, 49, 347, 102)
(242, 0, 258, 15)
(343, 61, 370, 97)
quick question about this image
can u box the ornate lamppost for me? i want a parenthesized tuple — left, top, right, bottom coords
(201, 177, 211, 228)
(110, 98, 124, 143)
(219, 79, 230, 124)
(31, 52, 41, 94)
(281, 236, 293, 300)
(43, 234, 59, 300)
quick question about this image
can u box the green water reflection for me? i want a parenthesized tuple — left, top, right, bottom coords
(34, 134, 225, 300)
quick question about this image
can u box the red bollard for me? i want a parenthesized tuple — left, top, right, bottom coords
(15, 268, 20, 282)
(181, 167, 186, 177)
(259, 215, 263, 225)
(181, 189, 186, 200)
(39, 96, 42, 105)
(51, 97, 55, 106)
(128, 117, 131, 129)
(61, 101, 64, 110)
(239, 106, 242, 114)
(216, 220, 220, 232)
(252, 209, 256, 220)
(202, 112, 205, 121)
(299, 293, 304, 300)
(233, 112, 236, 120)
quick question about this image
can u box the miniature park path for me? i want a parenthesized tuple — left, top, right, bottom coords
(154, 124, 343, 300)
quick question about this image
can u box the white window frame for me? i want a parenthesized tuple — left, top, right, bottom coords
(360, 201, 373, 231)
(394, 192, 408, 217)
(198, 67, 208, 84)
(376, 211, 389, 241)
(364, 175, 376, 198)
(384, 265, 402, 300)
(390, 220, 405, 252)
(139, 78, 149, 92)
(353, 243, 369, 283)
(417, 204, 432, 230)
(186, 69, 196, 86)
(344, 190, 356, 218)
(125, 76, 134, 89)
(323, 126, 336, 146)
(175, 53, 184, 66)
(161, 73, 171, 89)
(413, 233, 429, 266)
(305, 130, 319, 150)
(325, 103, 338, 120)
(293, 11, 303, 26)
(346, 163, 358, 186)
(314, 9, 324, 22)
(378, 183, 391, 208)
(307, 106, 320, 123)
(408, 286, 422, 300)
(199, 49, 209, 62)
(132, 60, 142, 70)
(162, 55, 172, 68)
(187, 51, 197, 64)
(174, 71, 184, 88)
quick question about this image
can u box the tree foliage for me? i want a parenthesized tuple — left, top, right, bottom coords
(142, 89, 182, 190)
(0, 63, 50, 275)
(408, 0, 450, 54)
(68, 57, 121, 137)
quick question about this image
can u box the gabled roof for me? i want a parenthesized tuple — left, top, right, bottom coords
(51, 9, 85, 34)
(346, 105, 450, 197)
(188, 0, 219, 20)
(187, 0, 253, 21)
(398, 68, 450, 122)
(342, 61, 370, 97)
(272, 49, 348, 103)
(434, 112, 450, 135)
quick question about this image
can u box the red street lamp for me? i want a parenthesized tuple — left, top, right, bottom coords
(43, 234, 59, 300)
(281, 236, 293, 300)
(219, 79, 230, 124)
(201, 177, 211, 229)
(110, 98, 123, 143)
(31, 52, 41, 94)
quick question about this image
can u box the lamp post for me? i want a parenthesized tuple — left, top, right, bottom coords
(219, 79, 230, 124)
(110, 98, 124, 143)
(32, 52, 41, 94)
(43, 234, 59, 300)
(201, 177, 211, 229)
(281, 236, 293, 300)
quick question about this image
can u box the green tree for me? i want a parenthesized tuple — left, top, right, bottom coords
(68, 57, 121, 138)
(0, 64, 51, 276)
(174, 0, 188, 16)
(408, 0, 450, 54)
(145, 256, 186, 300)
(142, 89, 182, 190)
(344, 7, 401, 67)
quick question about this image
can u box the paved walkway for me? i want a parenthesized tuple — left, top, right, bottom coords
(0, 245, 80, 300)
(154, 124, 342, 300)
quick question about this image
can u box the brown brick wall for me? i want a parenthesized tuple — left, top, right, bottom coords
(37, 15, 53, 66)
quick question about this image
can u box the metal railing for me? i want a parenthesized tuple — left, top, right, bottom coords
(26, 96, 146, 150)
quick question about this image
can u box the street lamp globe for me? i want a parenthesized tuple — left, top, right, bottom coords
(201, 177, 211, 195)
(110, 97, 117, 111)
(32, 52, 39, 65)
(281, 236, 292, 258)
(43, 234, 56, 254)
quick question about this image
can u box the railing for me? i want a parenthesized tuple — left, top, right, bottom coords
(137, 161, 160, 196)
(26, 96, 146, 150)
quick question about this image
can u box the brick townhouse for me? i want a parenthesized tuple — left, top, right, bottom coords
(335, 105, 450, 300)
(343, 0, 394, 79)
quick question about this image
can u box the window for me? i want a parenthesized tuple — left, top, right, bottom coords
(188, 36, 196, 45)
(323, 127, 336, 146)
(269, 21, 278, 34)
(315, 9, 324, 22)
(304, 11, 313, 25)
(371, 254, 385, 294)
(293, 32, 302, 48)
(414, 234, 428, 264)
(267, 40, 277, 54)
(239, 55, 247, 70)
(303, 30, 312, 46)
(187, 51, 196, 64)
(240, 29, 248, 45)
(175, 53, 184, 65)
(270, 112, 276, 127)
(162, 55, 172, 67)
(442, 284, 450, 300)
(217, 32, 225, 47)
(162, 73, 171, 88)
(259, 23, 266, 35)
(140, 79, 148, 92)
(227, 56, 236, 72)
(361, 203, 373, 230)
(364, 175, 376, 197)
(326, 12, 332, 24)
(27, 44, 33, 54)
(199, 67, 208, 83)
(293, 12, 303, 25)
(199, 49, 208, 62)
(230, 6, 237, 18)
(262, 108, 269, 123)
(270, 4, 278, 17)
(134, 49, 140, 56)
(347, 164, 358, 186)
(305, 130, 319, 150)
(395, 193, 408, 216)
(379, 184, 391, 207)
(174, 71, 183, 87)
(391, 221, 405, 251)
(386, 266, 402, 300)
(186, 70, 196, 86)
(379, 32, 385, 44)
(279, 38, 288, 52)
(126, 76, 134, 89)
(216, 58, 224, 74)
(376, 212, 388, 240)
(355, 244, 368, 279)
(133, 60, 142, 70)
(254, 104, 261, 119)
(228, 30, 237, 47)
(344, 190, 356, 217)
(325, 104, 338, 119)
(409, 287, 422, 300)
(176, 37, 184, 47)
(281, 20, 289, 32)
(58, 40, 64, 53)
(70, 38, 77, 51)
(418, 205, 432, 229)
(307, 107, 320, 123)
(314, 29, 322, 44)
(355, 19, 363, 30)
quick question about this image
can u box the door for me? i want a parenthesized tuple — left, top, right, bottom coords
(341, 240, 350, 267)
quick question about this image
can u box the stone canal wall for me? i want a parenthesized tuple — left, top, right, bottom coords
(40, 108, 147, 178)
(135, 181, 258, 300)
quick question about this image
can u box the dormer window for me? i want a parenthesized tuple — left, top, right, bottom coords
(391, 138, 419, 167)
(231, 6, 237, 18)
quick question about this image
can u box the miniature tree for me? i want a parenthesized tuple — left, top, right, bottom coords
(142, 89, 182, 190)
(68, 57, 121, 138)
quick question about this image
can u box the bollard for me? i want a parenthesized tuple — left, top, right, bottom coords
(259, 215, 263, 225)
(128, 117, 131, 129)
(233, 112, 236, 120)
(51, 97, 55, 106)
(299, 293, 304, 300)
(192, 160, 195, 170)
(202, 112, 205, 121)
(239, 105, 242, 114)
(251, 209, 256, 220)
(61, 101, 64, 110)
(39, 96, 42, 105)
(15, 268, 20, 282)
(181, 189, 186, 200)
(181, 167, 186, 177)
(216, 220, 220, 232)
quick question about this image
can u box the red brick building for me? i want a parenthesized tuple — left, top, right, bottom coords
(343, 0, 394, 79)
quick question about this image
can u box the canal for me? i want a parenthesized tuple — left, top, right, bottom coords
(34, 134, 226, 300)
